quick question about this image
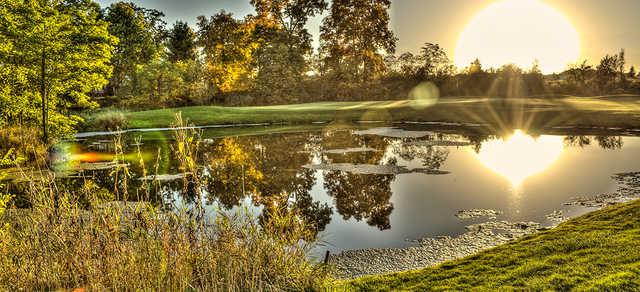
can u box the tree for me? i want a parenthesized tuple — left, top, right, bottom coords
(616, 49, 627, 89)
(523, 59, 545, 95)
(460, 59, 492, 96)
(104, 2, 166, 96)
(124, 57, 207, 107)
(417, 43, 453, 84)
(629, 66, 637, 79)
(567, 60, 593, 89)
(249, 0, 327, 103)
(197, 11, 257, 97)
(320, 0, 397, 83)
(167, 21, 197, 63)
(0, 0, 116, 142)
(468, 58, 483, 74)
(595, 54, 620, 93)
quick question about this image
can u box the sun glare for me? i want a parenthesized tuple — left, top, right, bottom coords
(454, 0, 580, 74)
(474, 130, 564, 187)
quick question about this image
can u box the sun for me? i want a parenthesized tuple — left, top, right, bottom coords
(454, 0, 580, 74)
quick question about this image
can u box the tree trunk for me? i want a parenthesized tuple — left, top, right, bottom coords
(41, 47, 48, 144)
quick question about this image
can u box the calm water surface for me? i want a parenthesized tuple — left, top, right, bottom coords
(66, 124, 640, 253)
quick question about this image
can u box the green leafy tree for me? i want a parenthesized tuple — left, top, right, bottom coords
(104, 2, 166, 96)
(0, 0, 116, 142)
(320, 0, 397, 83)
(197, 11, 257, 97)
(167, 20, 197, 63)
(249, 0, 327, 103)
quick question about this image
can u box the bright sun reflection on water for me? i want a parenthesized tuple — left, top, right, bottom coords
(474, 130, 564, 187)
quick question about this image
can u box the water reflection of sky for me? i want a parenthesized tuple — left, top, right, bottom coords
(67, 126, 640, 253)
(312, 130, 639, 252)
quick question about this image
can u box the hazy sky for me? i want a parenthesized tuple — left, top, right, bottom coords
(96, 0, 640, 70)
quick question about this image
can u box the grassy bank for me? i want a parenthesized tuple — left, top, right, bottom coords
(92, 95, 640, 132)
(344, 199, 640, 290)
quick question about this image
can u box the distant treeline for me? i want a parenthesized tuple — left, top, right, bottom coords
(1, 0, 639, 140)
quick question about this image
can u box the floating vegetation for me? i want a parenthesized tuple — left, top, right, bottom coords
(299, 147, 380, 154)
(405, 140, 472, 147)
(565, 172, 640, 208)
(545, 210, 568, 225)
(455, 209, 503, 220)
(353, 127, 433, 138)
(138, 173, 190, 182)
(303, 163, 450, 175)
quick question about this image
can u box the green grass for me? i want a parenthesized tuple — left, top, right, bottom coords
(342, 199, 640, 290)
(100, 96, 640, 133)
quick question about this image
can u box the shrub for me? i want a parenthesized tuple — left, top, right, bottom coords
(0, 126, 46, 161)
(90, 110, 129, 131)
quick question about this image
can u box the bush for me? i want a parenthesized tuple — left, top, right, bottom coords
(90, 110, 129, 131)
(0, 126, 46, 162)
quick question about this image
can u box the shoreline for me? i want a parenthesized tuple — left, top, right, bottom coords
(330, 172, 640, 279)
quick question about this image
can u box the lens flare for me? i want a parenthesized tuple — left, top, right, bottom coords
(408, 82, 440, 110)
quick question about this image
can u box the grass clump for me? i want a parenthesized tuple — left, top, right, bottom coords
(0, 115, 330, 290)
(343, 199, 640, 290)
(88, 110, 129, 131)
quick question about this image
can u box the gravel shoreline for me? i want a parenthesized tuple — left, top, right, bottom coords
(329, 220, 541, 279)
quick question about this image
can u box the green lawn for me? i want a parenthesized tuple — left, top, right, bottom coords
(342, 199, 640, 290)
(97, 95, 640, 132)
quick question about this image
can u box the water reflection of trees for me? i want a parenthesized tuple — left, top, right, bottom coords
(563, 136, 624, 150)
(206, 138, 263, 209)
(61, 129, 630, 236)
(324, 172, 394, 230)
(320, 129, 396, 230)
(204, 134, 333, 233)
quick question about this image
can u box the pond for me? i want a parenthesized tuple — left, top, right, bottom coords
(36, 123, 640, 253)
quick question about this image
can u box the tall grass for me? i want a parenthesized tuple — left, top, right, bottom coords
(0, 113, 330, 290)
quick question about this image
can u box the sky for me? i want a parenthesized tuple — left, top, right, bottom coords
(96, 0, 640, 71)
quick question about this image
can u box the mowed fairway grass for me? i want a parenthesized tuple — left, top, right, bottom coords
(116, 95, 640, 131)
(342, 199, 640, 291)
